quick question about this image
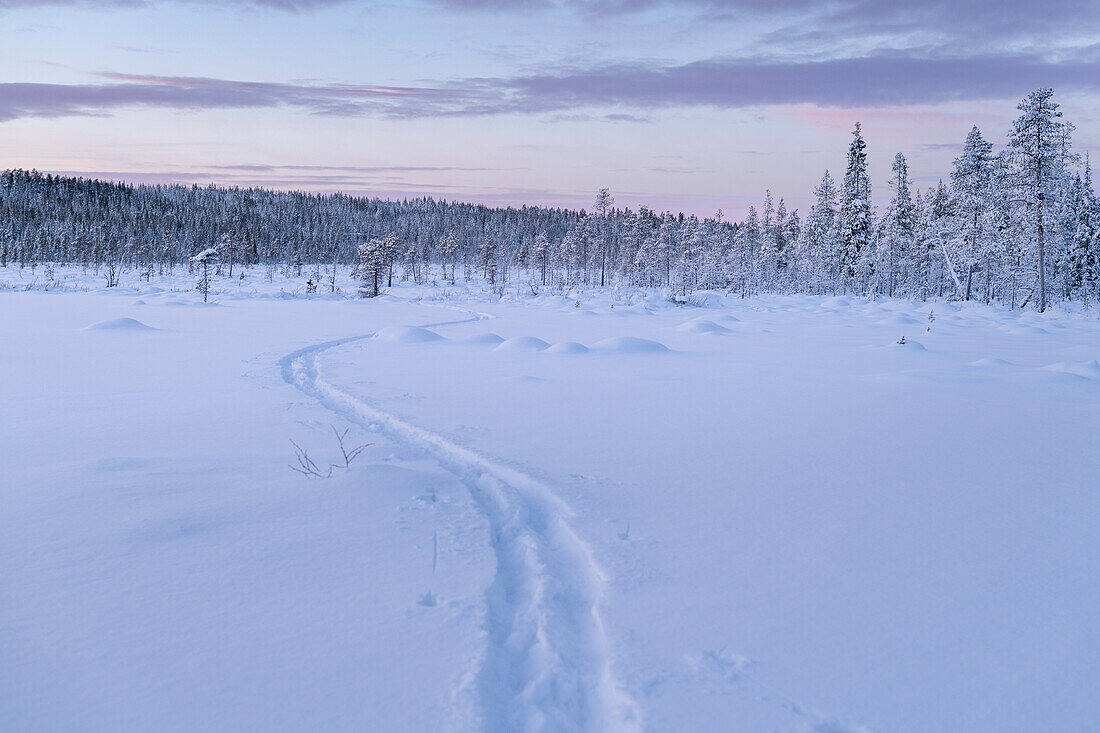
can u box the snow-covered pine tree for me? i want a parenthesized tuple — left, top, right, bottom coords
(438, 229, 459, 284)
(532, 231, 551, 286)
(1008, 88, 1078, 311)
(478, 234, 499, 285)
(381, 232, 400, 288)
(354, 238, 386, 298)
(593, 188, 615, 287)
(191, 246, 218, 303)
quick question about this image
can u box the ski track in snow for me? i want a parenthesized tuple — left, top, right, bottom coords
(280, 308, 641, 733)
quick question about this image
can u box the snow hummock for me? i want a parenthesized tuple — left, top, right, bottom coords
(84, 317, 157, 331)
(969, 357, 1014, 368)
(876, 313, 922, 326)
(1042, 360, 1100, 380)
(494, 336, 551, 352)
(591, 336, 670, 354)
(463, 332, 506, 347)
(545, 341, 590, 355)
(374, 325, 445, 343)
(676, 319, 732, 335)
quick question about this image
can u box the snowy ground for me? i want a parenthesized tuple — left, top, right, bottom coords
(2, 269, 1099, 732)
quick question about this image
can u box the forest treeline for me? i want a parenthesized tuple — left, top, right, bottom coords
(3, 89, 1097, 311)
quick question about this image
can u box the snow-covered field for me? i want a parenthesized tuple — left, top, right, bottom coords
(2, 270, 1098, 732)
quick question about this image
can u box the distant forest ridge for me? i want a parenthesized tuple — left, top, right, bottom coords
(2, 89, 1098, 310)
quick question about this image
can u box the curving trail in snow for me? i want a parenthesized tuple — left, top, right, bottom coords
(279, 310, 640, 733)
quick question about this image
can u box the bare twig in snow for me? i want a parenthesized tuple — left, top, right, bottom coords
(289, 439, 332, 479)
(331, 424, 371, 468)
(288, 424, 372, 480)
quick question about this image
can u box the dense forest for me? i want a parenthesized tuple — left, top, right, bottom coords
(3, 89, 1097, 311)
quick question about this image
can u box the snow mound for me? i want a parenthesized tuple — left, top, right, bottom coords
(375, 326, 445, 344)
(677, 319, 731, 335)
(1042, 360, 1100, 380)
(969, 357, 1014, 367)
(876, 314, 922, 326)
(85, 317, 157, 331)
(546, 341, 590, 355)
(1006, 325, 1050, 335)
(132, 299, 146, 306)
(894, 339, 926, 351)
(494, 336, 550, 352)
(464, 333, 505, 347)
(592, 336, 670, 354)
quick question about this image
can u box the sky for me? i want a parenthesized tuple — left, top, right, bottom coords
(2, 0, 1099, 218)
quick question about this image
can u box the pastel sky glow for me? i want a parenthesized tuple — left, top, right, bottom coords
(3, 0, 1098, 216)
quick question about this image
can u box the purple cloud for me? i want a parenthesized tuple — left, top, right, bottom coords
(499, 52, 1100, 111)
(0, 0, 348, 8)
(431, 0, 1100, 43)
(2, 51, 1097, 124)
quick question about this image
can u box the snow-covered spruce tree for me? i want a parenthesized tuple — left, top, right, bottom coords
(657, 214, 678, 290)
(675, 215, 705, 295)
(192, 247, 218, 303)
(734, 205, 761, 296)
(776, 197, 797, 291)
(617, 210, 640, 284)
(875, 153, 916, 297)
(984, 153, 1023, 304)
(798, 170, 840, 293)
(699, 212, 729, 291)
(841, 123, 873, 294)
(948, 126, 995, 301)
(1008, 88, 1077, 311)
(918, 181, 957, 299)
(631, 214, 659, 288)
(1061, 159, 1099, 305)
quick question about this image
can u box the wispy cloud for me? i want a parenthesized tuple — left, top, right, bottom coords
(205, 163, 526, 172)
(0, 72, 481, 122)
